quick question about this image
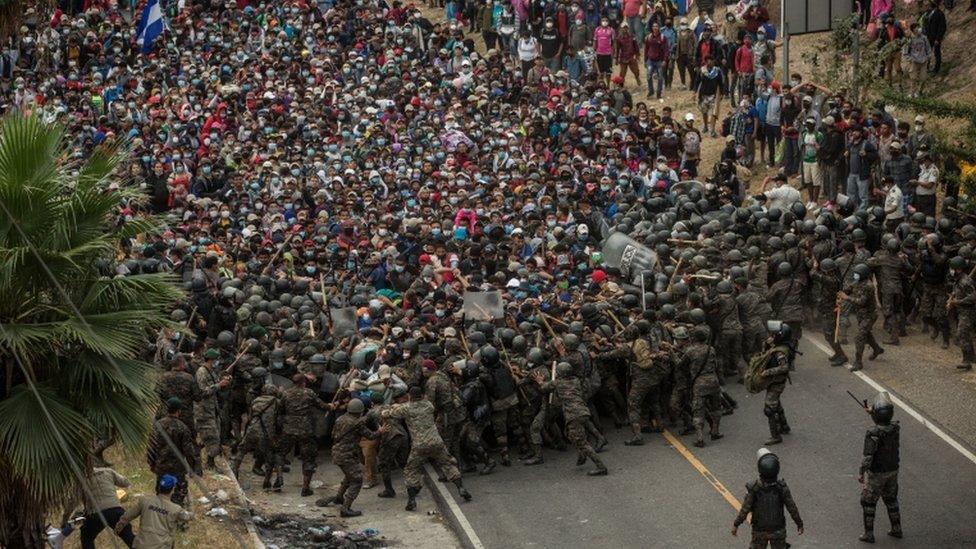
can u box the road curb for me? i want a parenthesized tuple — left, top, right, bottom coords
(216, 457, 266, 549)
(422, 464, 485, 549)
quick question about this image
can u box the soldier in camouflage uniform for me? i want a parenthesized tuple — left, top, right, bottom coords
(766, 262, 805, 346)
(705, 280, 745, 380)
(735, 277, 771, 362)
(867, 238, 910, 345)
(147, 398, 197, 505)
(683, 326, 723, 447)
(320, 398, 382, 517)
(382, 387, 472, 511)
(858, 392, 902, 543)
(231, 383, 281, 490)
(810, 259, 848, 366)
(278, 374, 330, 496)
(532, 363, 608, 476)
(917, 234, 950, 348)
(228, 339, 264, 438)
(732, 448, 804, 548)
(668, 326, 695, 434)
(367, 402, 410, 498)
(422, 358, 467, 472)
(946, 255, 976, 371)
(394, 338, 424, 388)
(520, 347, 559, 465)
(478, 345, 522, 466)
(157, 354, 200, 442)
(838, 264, 884, 372)
(195, 348, 229, 469)
(760, 322, 793, 446)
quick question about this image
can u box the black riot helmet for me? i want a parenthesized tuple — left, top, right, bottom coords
(767, 320, 792, 344)
(949, 255, 967, 271)
(776, 261, 792, 278)
(870, 392, 895, 425)
(562, 333, 580, 351)
(527, 347, 546, 365)
(480, 345, 500, 367)
(853, 263, 871, 280)
(757, 448, 780, 481)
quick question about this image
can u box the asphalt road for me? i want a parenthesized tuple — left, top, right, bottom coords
(445, 336, 976, 549)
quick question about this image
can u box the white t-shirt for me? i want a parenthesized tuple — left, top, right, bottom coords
(517, 38, 539, 62)
(765, 184, 801, 211)
(916, 164, 939, 196)
(884, 185, 904, 219)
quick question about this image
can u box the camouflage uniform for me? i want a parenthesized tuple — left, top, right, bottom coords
(810, 268, 847, 362)
(761, 345, 791, 443)
(860, 423, 901, 539)
(845, 278, 882, 366)
(538, 376, 605, 471)
(278, 385, 327, 474)
(147, 416, 196, 505)
(733, 478, 803, 549)
(156, 370, 200, 439)
(424, 369, 467, 462)
(682, 342, 722, 444)
(867, 250, 908, 344)
(736, 286, 771, 361)
(707, 293, 745, 377)
(917, 249, 949, 341)
(331, 412, 380, 510)
(383, 400, 461, 489)
(194, 364, 223, 462)
(366, 405, 408, 479)
(766, 277, 804, 343)
(950, 274, 976, 366)
(231, 392, 280, 483)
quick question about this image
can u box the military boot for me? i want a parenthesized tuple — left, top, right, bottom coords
(859, 505, 876, 543)
(594, 434, 609, 453)
(778, 410, 791, 434)
(868, 335, 884, 360)
(340, 506, 362, 518)
(941, 330, 950, 350)
(887, 507, 903, 538)
(377, 475, 396, 498)
(405, 487, 420, 511)
(523, 445, 544, 466)
(261, 470, 273, 490)
(693, 425, 706, 448)
(230, 457, 243, 480)
(624, 424, 645, 446)
(828, 341, 848, 366)
(586, 454, 608, 476)
(849, 345, 865, 372)
(765, 416, 782, 445)
(453, 479, 472, 502)
(300, 472, 313, 497)
(272, 471, 283, 491)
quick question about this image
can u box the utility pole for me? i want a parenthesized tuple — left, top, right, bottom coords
(781, 0, 790, 84)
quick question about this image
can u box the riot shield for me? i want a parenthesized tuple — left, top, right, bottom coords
(330, 307, 358, 337)
(600, 232, 660, 284)
(462, 291, 504, 321)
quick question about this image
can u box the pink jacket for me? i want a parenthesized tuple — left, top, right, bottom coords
(454, 209, 477, 232)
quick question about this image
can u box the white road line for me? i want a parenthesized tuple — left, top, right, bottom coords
(423, 464, 487, 549)
(802, 334, 976, 466)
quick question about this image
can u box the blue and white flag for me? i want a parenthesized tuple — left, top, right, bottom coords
(136, 0, 164, 54)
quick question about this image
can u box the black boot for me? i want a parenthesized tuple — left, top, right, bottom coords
(778, 411, 791, 434)
(693, 425, 706, 448)
(523, 444, 544, 465)
(377, 475, 396, 498)
(850, 345, 865, 372)
(340, 506, 362, 517)
(405, 487, 420, 511)
(624, 424, 644, 446)
(860, 505, 876, 543)
(262, 471, 272, 490)
(765, 415, 782, 445)
(887, 506, 903, 538)
(587, 454, 608, 476)
(454, 479, 472, 502)
(300, 472, 313, 497)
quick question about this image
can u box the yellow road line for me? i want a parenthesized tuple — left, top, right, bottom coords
(662, 429, 742, 510)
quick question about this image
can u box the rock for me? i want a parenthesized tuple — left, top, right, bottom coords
(310, 480, 324, 489)
(205, 507, 229, 517)
(197, 496, 211, 505)
(215, 489, 229, 501)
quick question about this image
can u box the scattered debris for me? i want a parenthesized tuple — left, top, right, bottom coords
(205, 507, 229, 518)
(257, 514, 385, 548)
(214, 489, 230, 502)
(197, 496, 211, 505)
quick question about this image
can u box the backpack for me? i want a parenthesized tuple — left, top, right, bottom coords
(744, 349, 775, 393)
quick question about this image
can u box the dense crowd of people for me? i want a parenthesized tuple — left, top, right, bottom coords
(4, 0, 969, 546)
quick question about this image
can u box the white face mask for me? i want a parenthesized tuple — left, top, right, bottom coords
(852, 273, 861, 282)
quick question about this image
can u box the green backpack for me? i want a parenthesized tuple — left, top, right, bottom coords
(744, 349, 775, 394)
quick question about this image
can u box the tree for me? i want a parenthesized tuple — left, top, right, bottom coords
(0, 114, 183, 547)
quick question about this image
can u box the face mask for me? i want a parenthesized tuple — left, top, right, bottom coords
(435, 309, 446, 317)
(220, 211, 230, 218)
(395, 265, 405, 272)
(852, 273, 861, 282)
(306, 266, 317, 274)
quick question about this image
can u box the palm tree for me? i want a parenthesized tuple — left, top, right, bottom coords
(0, 114, 183, 547)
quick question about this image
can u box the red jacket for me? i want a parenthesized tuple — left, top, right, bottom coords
(734, 44, 754, 74)
(644, 33, 669, 63)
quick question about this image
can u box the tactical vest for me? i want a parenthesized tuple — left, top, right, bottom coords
(485, 365, 516, 400)
(870, 423, 900, 473)
(752, 481, 787, 532)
